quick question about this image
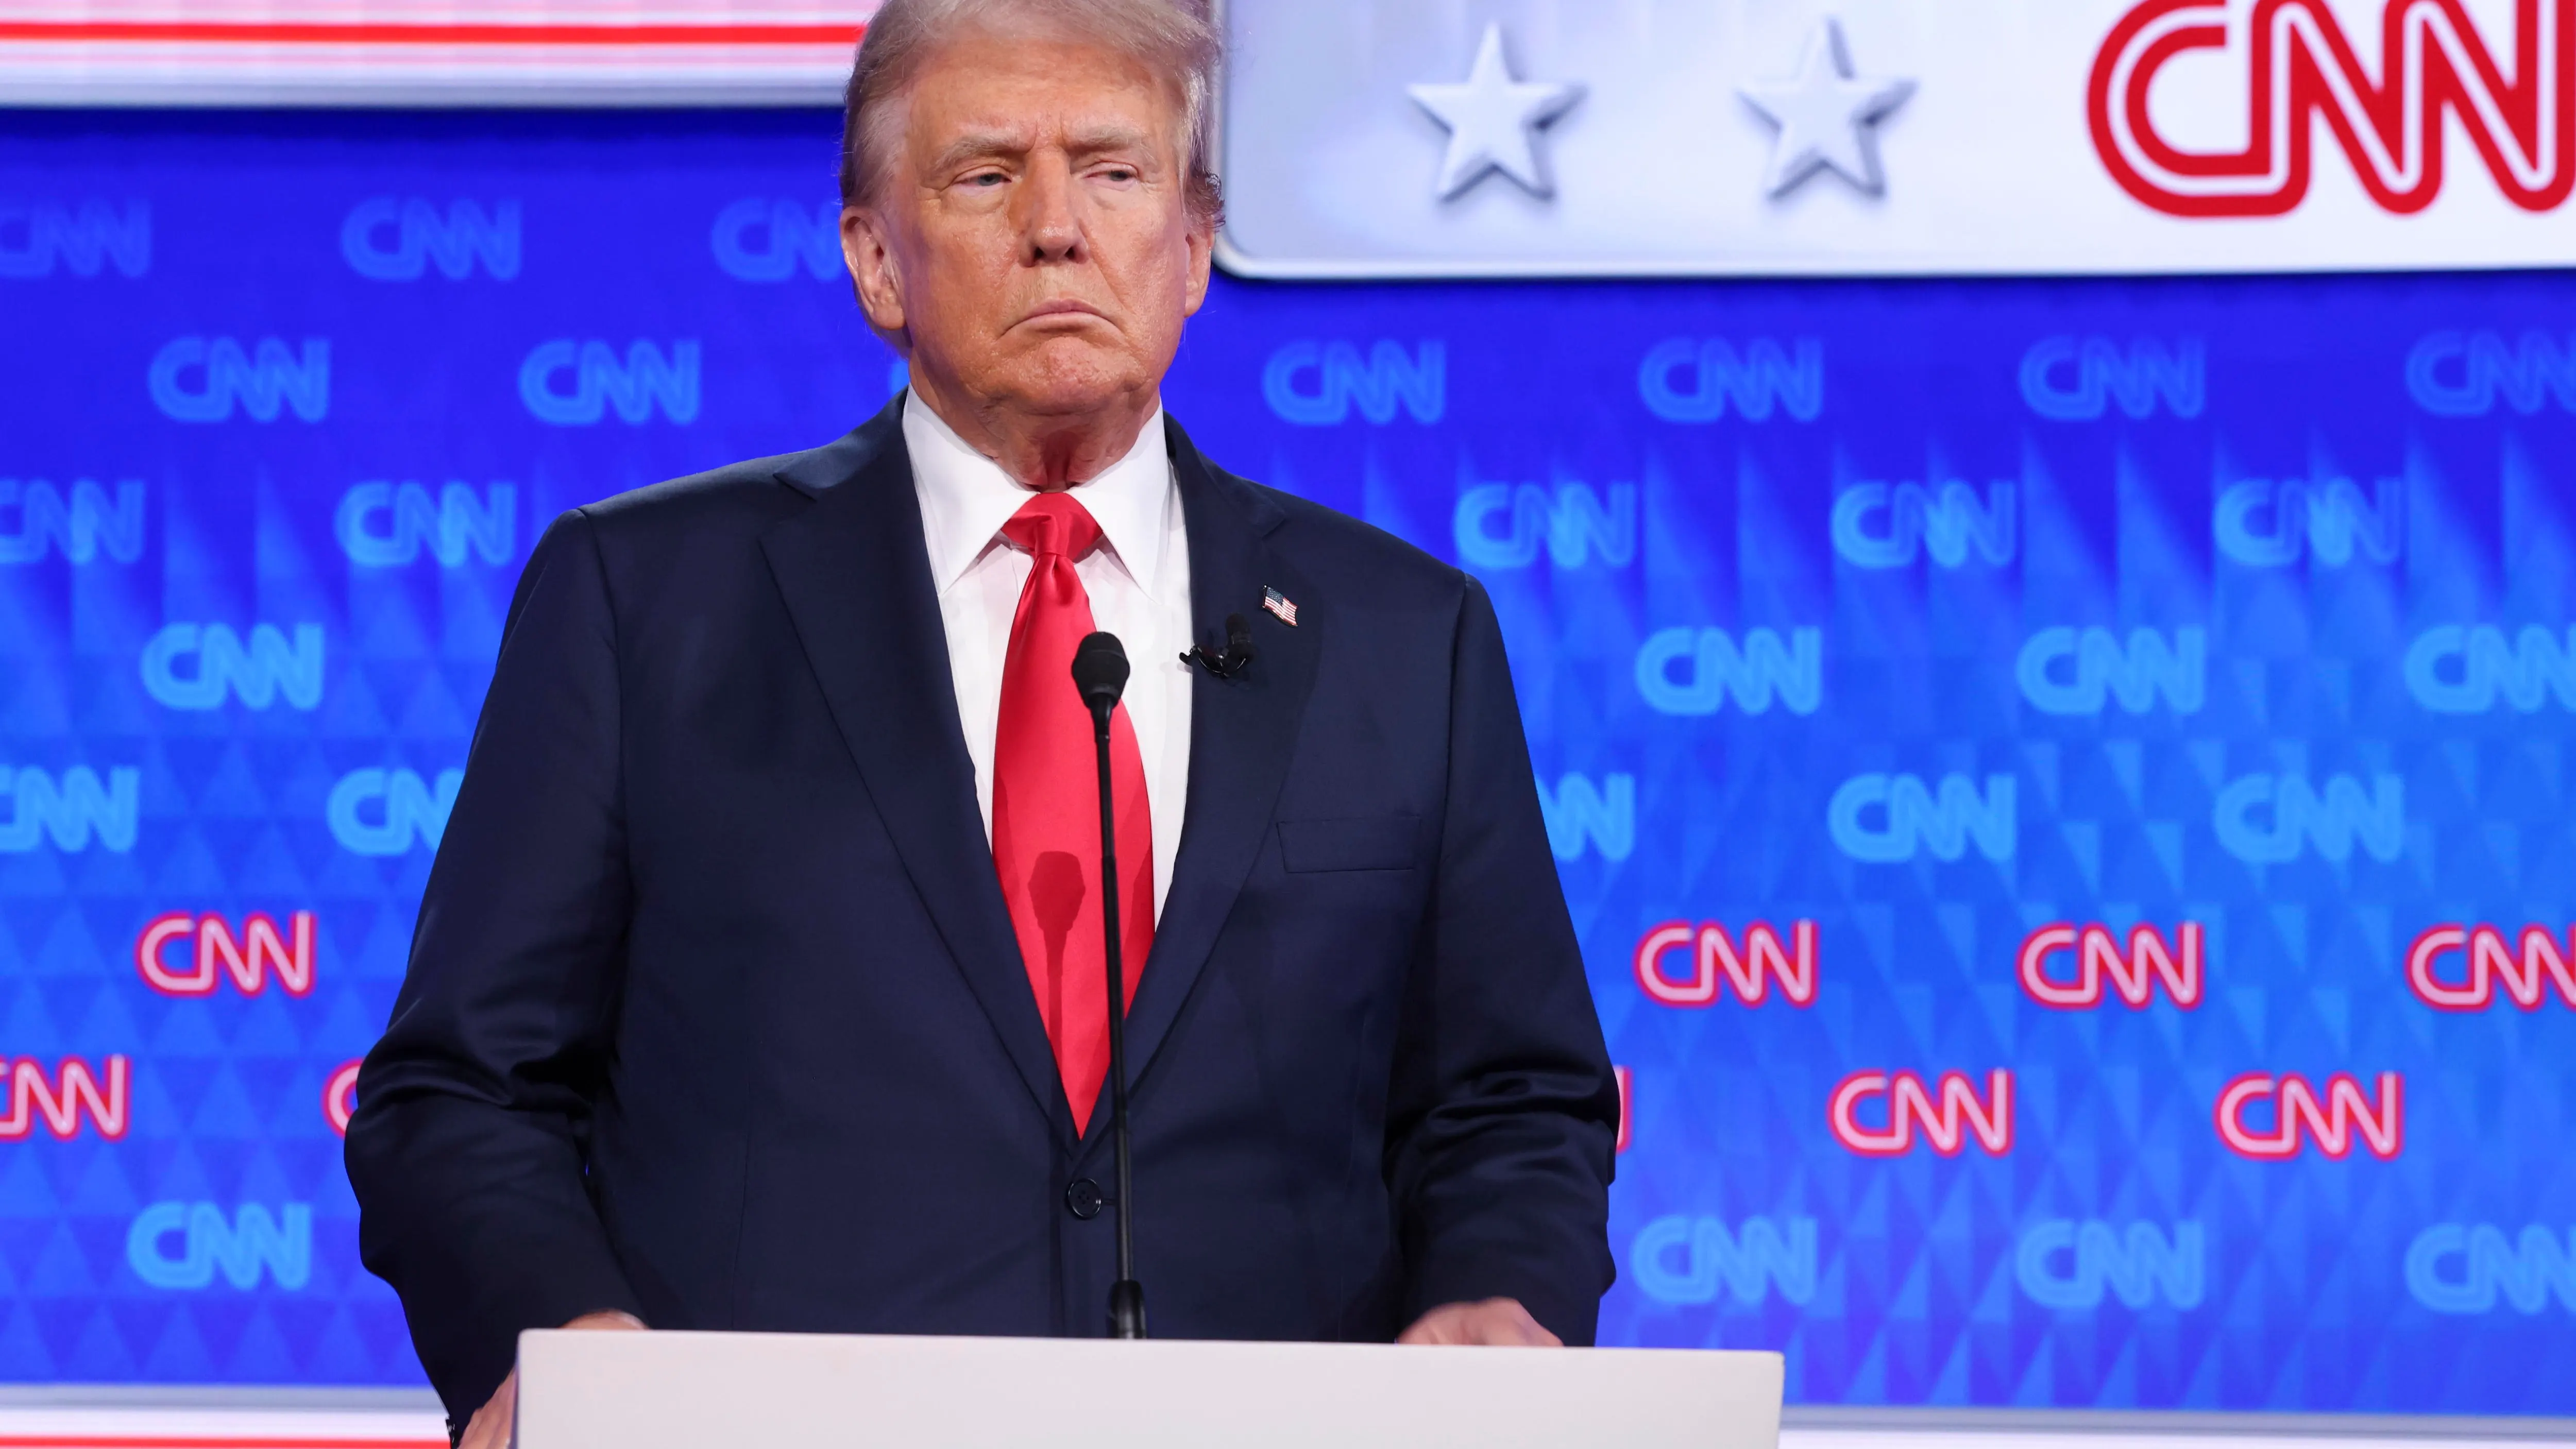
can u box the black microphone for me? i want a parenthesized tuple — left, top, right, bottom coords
(1069, 630, 1147, 1340)
(1073, 630, 1130, 715)
(1180, 612, 1256, 678)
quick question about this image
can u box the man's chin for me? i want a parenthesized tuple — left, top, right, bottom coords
(978, 351, 1154, 419)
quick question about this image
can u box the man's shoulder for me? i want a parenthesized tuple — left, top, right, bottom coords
(559, 422, 891, 564)
(573, 434, 864, 541)
(1202, 458, 1477, 613)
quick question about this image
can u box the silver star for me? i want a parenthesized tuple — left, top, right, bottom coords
(1741, 18, 1916, 199)
(1408, 24, 1584, 201)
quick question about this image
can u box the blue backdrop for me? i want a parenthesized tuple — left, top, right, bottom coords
(1, 109, 2570, 1415)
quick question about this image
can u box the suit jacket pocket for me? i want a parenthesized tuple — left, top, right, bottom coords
(1278, 815, 1421, 873)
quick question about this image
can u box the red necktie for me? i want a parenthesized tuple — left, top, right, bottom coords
(991, 493, 1155, 1134)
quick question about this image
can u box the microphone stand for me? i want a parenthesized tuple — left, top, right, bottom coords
(1073, 633, 1147, 1340)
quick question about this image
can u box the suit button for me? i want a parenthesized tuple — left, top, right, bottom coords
(1065, 1178, 1105, 1220)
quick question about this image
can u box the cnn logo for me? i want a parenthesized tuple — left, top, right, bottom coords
(135, 911, 315, 997)
(1828, 1070, 2013, 1157)
(2408, 925, 2575, 1010)
(2216, 1072, 2403, 1161)
(1635, 921, 1817, 1007)
(2019, 923, 2202, 1009)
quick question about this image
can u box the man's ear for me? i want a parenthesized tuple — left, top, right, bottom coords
(842, 206, 908, 334)
(1181, 220, 1215, 318)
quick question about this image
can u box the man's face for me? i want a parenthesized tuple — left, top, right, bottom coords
(844, 27, 1213, 423)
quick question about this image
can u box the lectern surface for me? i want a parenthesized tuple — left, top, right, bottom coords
(514, 1329, 1784, 1449)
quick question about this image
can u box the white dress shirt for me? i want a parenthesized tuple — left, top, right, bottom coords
(904, 391, 1193, 923)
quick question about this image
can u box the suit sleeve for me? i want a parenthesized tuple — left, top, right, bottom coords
(344, 508, 644, 1423)
(1385, 576, 1620, 1344)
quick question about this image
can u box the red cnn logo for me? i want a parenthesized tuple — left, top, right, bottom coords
(1635, 920, 1818, 1007)
(0, 1056, 129, 1140)
(136, 911, 316, 997)
(1828, 1070, 2014, 1157)
(2216, 1072, 2404, 1160)
(2408, 925, 2576, 1009)
(324, 1060, 362, 1137)
(1614, 1065, 1633, 1154)
(2090, 0, 2571, 217)
(2019, 923, 2203, 1008)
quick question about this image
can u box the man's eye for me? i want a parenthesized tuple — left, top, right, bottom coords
(967, 172, 1006, 187)
(1101, 168, 1137, 182)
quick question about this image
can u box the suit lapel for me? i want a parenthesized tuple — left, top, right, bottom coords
(1117, 418, 1320, 1096)
(759, 401, 1073, 1141)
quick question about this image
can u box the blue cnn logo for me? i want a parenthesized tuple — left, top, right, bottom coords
(1638, 338, 1822, 423)
(2406, 1224, 2576, 1314)
(342, 198, 520, 281)
(2019, 336, 2205, 420)
(2016, 1220, 2205, 1310)
(0, 479, 144, 565)
(2017, 627, 2206, 714)
(712, 199, 841, 281)
(1630, 1216, 1817, 1307)
(2408, 332, 2575, 417)
(521, 340, 701, 425)
(0, 766, 141, 853)
(2214, 773, 2403, 864)
(337, 482, 515, 568)
(126, 1203, 311, 1291)
(1828, 774, 2015, 864)
(2214, 478, 2401, 567)
(141, 624, 324, 711)
(1832, 482, 2014, 568)
(1261, 340, 1443, 425)
(0, 199, 149, 279)
(1454, 483, 1634, 569)
(148, 337, 329, 423)
(328, 768, 463, 856)
(2405, 626, 2575, 713)
(1636, 628, 1822, 716)
(1536, 773, 1633, 862)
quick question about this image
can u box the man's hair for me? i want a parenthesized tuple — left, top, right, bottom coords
(839, 0, 1224, 227)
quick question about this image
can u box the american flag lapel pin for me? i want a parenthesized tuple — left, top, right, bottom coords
(1261, 586, 1299, 626)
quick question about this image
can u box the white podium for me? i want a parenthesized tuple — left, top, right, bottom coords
(514, 1329, 1784, 1449)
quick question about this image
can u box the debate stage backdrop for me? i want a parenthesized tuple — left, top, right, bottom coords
(1, 109, 2571, 1416)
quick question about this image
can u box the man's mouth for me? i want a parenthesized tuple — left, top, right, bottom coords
(1018, 299, 1110, 326)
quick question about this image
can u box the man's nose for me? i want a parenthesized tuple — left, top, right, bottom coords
(1018, 159, 1086, 264)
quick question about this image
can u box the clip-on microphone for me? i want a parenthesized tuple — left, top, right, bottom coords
(1070, 631, 1148, 1340)
(1180, 612, 1256, 678)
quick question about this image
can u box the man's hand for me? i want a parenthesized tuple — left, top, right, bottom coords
(1396, 1298, 1562, 1347)
(458, 1310, 646, 1449)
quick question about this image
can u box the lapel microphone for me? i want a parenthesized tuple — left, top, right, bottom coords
(1180, 613, 1256, 678)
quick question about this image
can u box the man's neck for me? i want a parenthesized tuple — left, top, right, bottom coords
(907, 370, 1161, 493)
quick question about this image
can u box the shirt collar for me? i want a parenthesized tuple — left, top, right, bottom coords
(904, 389, 1174, 597)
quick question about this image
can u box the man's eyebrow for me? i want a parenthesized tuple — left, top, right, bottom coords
(926, 130, 1028, 173)
(923, 124, 1165, 178)
(1061, 125, 1156, 156)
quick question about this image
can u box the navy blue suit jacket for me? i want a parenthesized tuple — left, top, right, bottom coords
(345, 403, 1617, 1424)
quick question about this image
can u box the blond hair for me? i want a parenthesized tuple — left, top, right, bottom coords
(839, 0, 1224, 226)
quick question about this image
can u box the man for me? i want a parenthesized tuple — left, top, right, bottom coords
(344, 1, 1617, 1443)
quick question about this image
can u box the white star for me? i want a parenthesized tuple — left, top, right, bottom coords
(1408, 24, 1584, 201)
(1741, 18, 1916, 199)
